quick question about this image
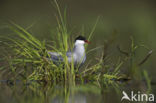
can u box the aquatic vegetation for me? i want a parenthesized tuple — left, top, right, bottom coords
(0, 0, 152, 95)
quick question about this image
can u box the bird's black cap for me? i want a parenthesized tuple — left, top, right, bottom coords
(75, 35, 86, 41)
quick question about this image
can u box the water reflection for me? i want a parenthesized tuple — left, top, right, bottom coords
(0, 79, 154, 103)
(52, 93, 87, 103)
(0, 81, 119, 103)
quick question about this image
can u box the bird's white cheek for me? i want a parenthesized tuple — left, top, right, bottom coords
(75, 40, 85, 45)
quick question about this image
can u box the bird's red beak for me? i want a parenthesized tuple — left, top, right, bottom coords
(85, 40, 90, 44)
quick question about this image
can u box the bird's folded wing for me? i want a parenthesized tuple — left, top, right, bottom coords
(48, 52, 64, 62)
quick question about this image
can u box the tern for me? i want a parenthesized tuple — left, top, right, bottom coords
(48, 35, 90, 67)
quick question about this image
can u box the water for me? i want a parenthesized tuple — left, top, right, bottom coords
(0, 81, 119, 103)
(0, 79, 155, 103)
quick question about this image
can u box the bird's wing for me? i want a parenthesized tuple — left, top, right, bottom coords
(66, 51, 72, 57)
(66, 51, 72, 63)
(48, 52, 63, 62)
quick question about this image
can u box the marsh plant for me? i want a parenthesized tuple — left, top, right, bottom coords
(0, 1, 152, 93)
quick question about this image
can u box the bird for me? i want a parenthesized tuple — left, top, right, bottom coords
(48, 35, 90, 67)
